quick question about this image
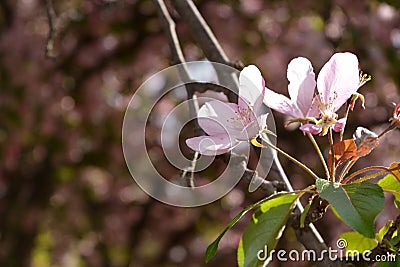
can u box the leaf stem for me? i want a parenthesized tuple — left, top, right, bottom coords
(338, 160, 356, 182)
(342, 166, 393, 184)
(260, 136, 320, 180)
(307, 133, 330, 180)
(328, 128, 335, 182)
(353, 171, 387, 183)
(378, 124, 396, 139)
(339, 105, 351, 142)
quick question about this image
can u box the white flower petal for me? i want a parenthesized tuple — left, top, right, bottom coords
(185, 134, 237, 155)
(197, 100, 244, 138)
(263, 88, 300, 118)
(317, 52, 359, 112)
(287, 57, 316, 117)
(239, 65, 264, 111)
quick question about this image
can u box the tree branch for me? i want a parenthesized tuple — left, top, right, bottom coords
(45, 0, 57, 59)
(170, 0, 230, 65)
(155, 0, 344, 266)
(170, 0, 239, 103)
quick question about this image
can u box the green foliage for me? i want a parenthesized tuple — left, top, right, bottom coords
(377, 221, 394, 242)
(339, 232, 377, 255)
(237, 193, 300, 267)
(378, 174, 400, 208)
(316, 179, 384, 238)
(206, 192, 302, 263)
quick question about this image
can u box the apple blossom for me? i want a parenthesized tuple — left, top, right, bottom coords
(186, 65, 269, 155)
(300, 52, 361, 135)
(264, 52, 368, 136)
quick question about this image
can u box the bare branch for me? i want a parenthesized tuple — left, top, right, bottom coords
(170, 0, 239, 103)
(154, 1, 342, 265)
(153, 0, 200, 187)
(170, 0, 230, 65)
(45, 0, 57, 59)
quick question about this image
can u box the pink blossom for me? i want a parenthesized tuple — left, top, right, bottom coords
(264, 52, 363, 135)
(300, 52, 360, 135)
(263, 57, 316, 119)
(186, 65, 268, 155)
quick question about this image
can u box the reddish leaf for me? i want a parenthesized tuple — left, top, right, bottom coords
(353, 127, 379, 157)
(328, 139, 357, 170)
(389, 162, 400, 182)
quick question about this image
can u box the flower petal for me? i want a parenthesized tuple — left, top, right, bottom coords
(185, 134, 237, 155)
(307, 95, 321, 118)
(197, 100, 244, 138)
(238, 120, 260, 141)
(287, 57, 316, 117)
(195, 90, 228, 106)
(299, 124, 322, 135)
(317, 52, 359, 112)
(238, 65, 264, 112)
(263, 88, 300, 118)
(257, 113, 269, 132)
(333, 118, 346, 132)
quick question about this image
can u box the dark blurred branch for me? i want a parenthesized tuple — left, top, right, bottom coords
(162, 1, 343, 266)
(153, 0, 191, 80)
(45, 0, 57, 59)
(170, 0, 240, 103)
(0, 0, 13, 28)
(170, 0, 230, 65)
(153, 0, 198, 187)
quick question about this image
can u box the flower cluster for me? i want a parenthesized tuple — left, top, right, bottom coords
(264, 52, 367, 135)
(186, 52, 370, 155)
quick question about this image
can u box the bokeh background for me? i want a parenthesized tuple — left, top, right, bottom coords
(1, 0, 399, 266)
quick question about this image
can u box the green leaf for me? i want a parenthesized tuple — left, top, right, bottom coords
(376, 221, 394, 242)
(205, 192, 303, 263)
(205, 210, 248, 263)
(316, 178, 384, 238)
(339, 231, 377, 255)
(378, 174, 400, 208)
(300, 202, 311, 228)
(237, 193, 300, 267)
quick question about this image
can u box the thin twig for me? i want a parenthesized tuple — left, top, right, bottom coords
(328, 128, 336, 182)
(153, 0, 198, 187)
(45, 0, 57, 59)
(261, 136, 320, 180)
(342, 165, 395, 184)
(378, 124, 396, 139)
(307, 133, 330, 180)
(170, 0, 239, 103)
(338, 160, 356, 182)
(170, 0, 230, 64)
(339, 104, 351, 141)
